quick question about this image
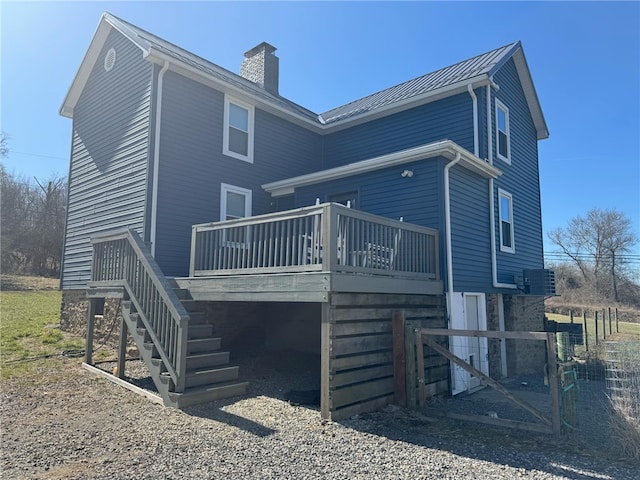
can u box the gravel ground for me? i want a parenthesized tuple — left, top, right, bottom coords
(1, 352, 638, 480)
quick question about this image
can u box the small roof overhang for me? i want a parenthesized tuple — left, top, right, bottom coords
(262, 140, 502, 197)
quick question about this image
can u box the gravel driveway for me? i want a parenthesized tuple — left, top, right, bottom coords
(1, 355, 637, 480)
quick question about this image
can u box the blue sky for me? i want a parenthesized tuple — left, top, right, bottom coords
(1, 1, 639, 261)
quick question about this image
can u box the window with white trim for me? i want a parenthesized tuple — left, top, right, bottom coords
(220, 183, 252, 243)
(223, 96, 254, 163)
(498, 189, 514, 253)
(495, 100, 510, 163)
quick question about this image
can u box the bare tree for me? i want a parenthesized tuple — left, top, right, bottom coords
(548, 208, 637, 302)
(0, 167, 67, 277)
(0, 132, 9, 158)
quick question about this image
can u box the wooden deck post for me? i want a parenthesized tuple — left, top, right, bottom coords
(405, 320, 417, 408)
(392, 310, 406, 406)
(116, 316, 127, 379)
(320, 301, 332, 420)
(546, 332, 561, 434)
(415, 329, 426, 407)
(85, 298, 98, 365)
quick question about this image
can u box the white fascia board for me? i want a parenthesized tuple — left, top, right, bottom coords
(321, 76, 492, 134)
(512, 49, 549, 140)
(60, 19, 112, 118)
(263, 140, 502, 197)
(145, 49, 494, 136)
(144, 49, 325, 134)
(60, 14, 150, 119)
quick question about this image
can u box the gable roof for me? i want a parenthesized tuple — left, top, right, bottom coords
(61, 13, 548, 139)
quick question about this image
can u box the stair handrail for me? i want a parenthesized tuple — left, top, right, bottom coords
(90, 228, 190, 392)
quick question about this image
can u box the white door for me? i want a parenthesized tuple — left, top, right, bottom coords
(450, 293, 489, 395)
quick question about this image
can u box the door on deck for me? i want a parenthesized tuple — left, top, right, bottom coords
(451, 293, 489, 395)
(328, 191, 358, 209)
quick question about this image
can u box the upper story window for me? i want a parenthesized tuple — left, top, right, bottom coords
(498, 189, 515, 253)
(223, 96, 254, 163)
(495, 100, 510, 164)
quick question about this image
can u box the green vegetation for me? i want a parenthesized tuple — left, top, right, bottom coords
(546, 312, 640, 337)
(0, 289, 83, 379)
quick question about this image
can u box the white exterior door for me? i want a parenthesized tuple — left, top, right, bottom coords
(450, 293, 489, 395)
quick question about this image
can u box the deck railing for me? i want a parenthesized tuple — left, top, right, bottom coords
(90, 229, 189, 392)
(190, 203, 439, 280)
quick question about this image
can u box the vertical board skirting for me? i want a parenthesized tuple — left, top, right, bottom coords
(325, 293, 446, 420)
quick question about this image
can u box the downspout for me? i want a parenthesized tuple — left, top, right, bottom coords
(467, 84, 479, 157)
(150, 61, 170, 256)
(487, 83, 517, 289)
(444, 152, 461, 322)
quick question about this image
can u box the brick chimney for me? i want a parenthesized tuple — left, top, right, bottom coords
(240, 42, 279, 96)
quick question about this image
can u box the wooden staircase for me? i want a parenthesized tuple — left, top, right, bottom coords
(88, 229, 248, 408)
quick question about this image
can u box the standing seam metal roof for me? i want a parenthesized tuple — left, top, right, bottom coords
(104, 13, 527, 130)
(318, 42, 519, 124)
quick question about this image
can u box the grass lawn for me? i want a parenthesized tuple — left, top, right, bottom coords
(0, 285, 84, 379)
(546, 312, 640, 338)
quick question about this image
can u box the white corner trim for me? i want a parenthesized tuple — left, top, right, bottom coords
(263, 140, 502, 197)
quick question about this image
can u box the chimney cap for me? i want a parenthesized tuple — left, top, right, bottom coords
(244, 42, 277, 58)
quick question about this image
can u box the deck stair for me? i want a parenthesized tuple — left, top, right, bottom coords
(88, 229, 247, 408)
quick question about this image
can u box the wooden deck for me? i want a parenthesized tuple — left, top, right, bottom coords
(179, 203, 443, 302)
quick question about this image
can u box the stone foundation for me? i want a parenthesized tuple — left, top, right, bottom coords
(504, 295, 546, 376)
(60, 290, 132, 352)
(485, 294, 503, 379)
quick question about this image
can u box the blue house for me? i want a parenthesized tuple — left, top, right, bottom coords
(60, 13, 553, 419)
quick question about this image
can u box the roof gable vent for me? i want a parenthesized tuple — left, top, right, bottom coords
(104, 48, 116, 72)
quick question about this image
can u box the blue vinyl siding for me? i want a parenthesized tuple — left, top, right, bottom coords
(295, 158, 443, 229)
(295, 158, 446, 281)
(491, 59, 544, 285)
(322, 93, 474, 169)
(154, 72, 322, 277)
(449, 166, 492, 291)
(62, 28, 152, 289)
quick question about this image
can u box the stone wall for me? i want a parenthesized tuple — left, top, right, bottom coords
(485, 294, 503, 379)
(504, 295, 546, 376)
(60, 290, 130, 352)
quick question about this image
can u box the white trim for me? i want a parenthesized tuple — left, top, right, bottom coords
(61, 17, 548, 139)
(263, 140, 501, 197)
(495, 99, 511, 164)
(223, 95, 254, 163)
(498, 188, 515, 254)
(444, 153, 461, 297)
(220, 183, 252, 221)
(322, 77, 493, 133)
(486, 84, 493, 165)
(467, 85, 479, 157)
(150, 61, 170, 257)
